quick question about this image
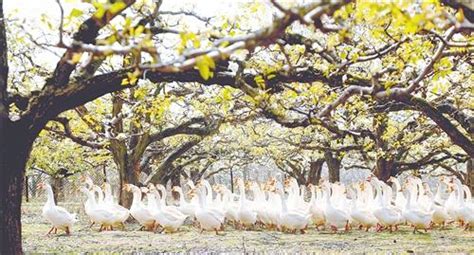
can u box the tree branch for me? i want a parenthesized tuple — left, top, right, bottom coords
(144, 138, 202, 184)
(47, 117, 106, 149)
(45, 0, 135, 89)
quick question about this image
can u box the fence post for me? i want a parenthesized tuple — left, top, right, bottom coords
(230, 168, 234, 193)
(24, 176, 29, 203)
(103, 164, 107, 183)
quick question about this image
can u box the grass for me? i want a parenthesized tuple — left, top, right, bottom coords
(22, 201, 474, 254)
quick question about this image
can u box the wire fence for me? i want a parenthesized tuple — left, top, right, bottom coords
(24, 168, 111, 203)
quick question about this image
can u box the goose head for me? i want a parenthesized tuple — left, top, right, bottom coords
(80, 174, 94, 189)
(37, 182, 47, 190)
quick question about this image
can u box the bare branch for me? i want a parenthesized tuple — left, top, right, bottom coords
(55, 0, 65, 46)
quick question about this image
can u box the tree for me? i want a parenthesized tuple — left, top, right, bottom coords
(1, 0, 472, 253)
(27, 129, 109, 202)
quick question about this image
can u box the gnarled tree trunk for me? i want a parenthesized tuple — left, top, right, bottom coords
(51, 176, 64, 203)
(113, 151, 139, 208)
(374, 157, 396, 182)
(0, 122, 34, 255)
(307, 159, 324, 185)
(467, 158, 474, 193)
(325, 151, 341, 183)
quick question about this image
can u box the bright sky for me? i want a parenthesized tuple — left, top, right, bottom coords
(4, 0, 261, 21)
(2, 0, 277, 93)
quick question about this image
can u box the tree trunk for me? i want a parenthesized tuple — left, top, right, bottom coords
(110, 140, 138, 208)
(51, 176, 64, 203)
(149, 166, 168, 184)
(307, 159, 324, 185)
(467, 158, 474, 193)
(170, 169, 180, 187)
(0, 123, 34, 254)
(190, 169, 200, 183)
(117, 159, 139, 208)
(325, 151, 341, 183)
(159, 166, 181, 200)
(374, 157, 396, 182)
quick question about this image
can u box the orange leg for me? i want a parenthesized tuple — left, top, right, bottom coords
(463, 223, 470, 231)
(46, 226, 55, 236)
(376, 223, 381, 232)
(345, 221, 350, 232)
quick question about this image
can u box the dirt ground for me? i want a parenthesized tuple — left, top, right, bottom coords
(22, 201, 474, 253)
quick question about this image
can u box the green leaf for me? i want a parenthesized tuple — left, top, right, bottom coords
(222, 87, 232, 101)
(195, 55, 215, 80)
(198, 63, 210, 80)
(109, 1, 127, 15)
(254, 75, 266, 89)
(134, 25, 145, 36)
(69, 8, 83, 18)
(93, 5, 106, 20)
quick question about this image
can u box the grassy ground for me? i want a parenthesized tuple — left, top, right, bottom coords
(22, 201, 474, 253)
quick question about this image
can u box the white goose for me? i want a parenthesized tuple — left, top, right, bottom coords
(349, 182, 378, 231)
(155, 184, 187, 219)
(266, 184, 283, 229)
(323, 183, 351, 232)
(124, 184, 156, 231)
(250, 182, 271, 226)
(430, 180, 450, 228)
(194, 186, 224, 234)
(308, 184, 325, 230)
(452, 179, 474, 230)
(95, 184, 130, 228)
(172, 186, 197, 217)
(402, 186, 433, 233)
(148, 185, 187, 233)
(372, 179, 402, 232)
(277, 185, 310, 233)
(80, 186, 117, 231)
(236, 178, 257, 229)
(38, 182, 77, 235)
(388, 176, 406, 211)
(216, 185, 239, 225)
(104, 183, 130, 226)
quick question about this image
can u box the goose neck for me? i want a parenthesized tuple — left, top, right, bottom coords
(131, 189, 142, 208)
(45, 185, 56, 207)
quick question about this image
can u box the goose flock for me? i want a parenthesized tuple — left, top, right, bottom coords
(37, 175, 474, 236)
